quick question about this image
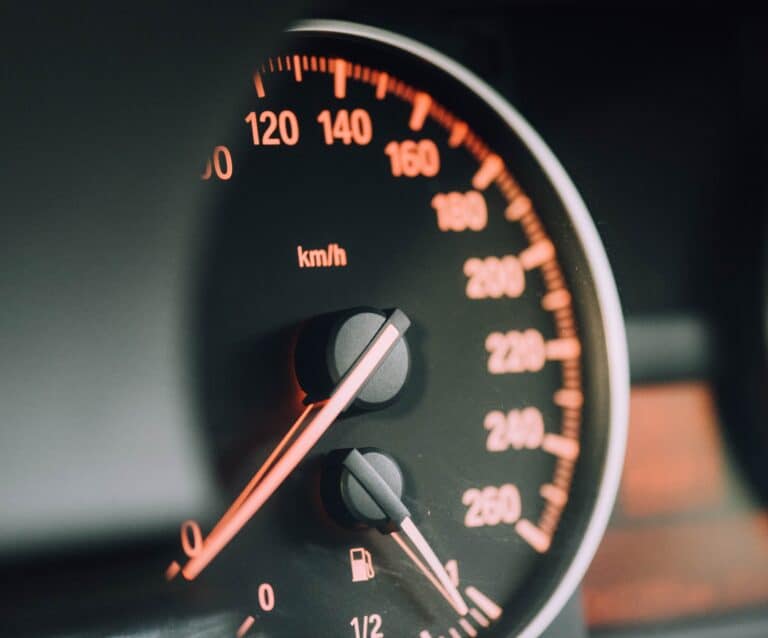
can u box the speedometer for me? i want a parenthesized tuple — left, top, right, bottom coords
(166, 20, 628, 638)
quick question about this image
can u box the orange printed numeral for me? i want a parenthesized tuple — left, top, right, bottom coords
(431, 191, 487, 231)
(201, 145, 233, 181)
(384, 139, 439, 177)
(462, 484, 522, 528)
(484, 408, 545, 452)
(464, 256, 525, 299)
(350, 614, 383, 638)
(317, 109, 373, 145)
(258, 583, 276, 611)
(245, 110, 300, 146)
(180, 520, 203, 558)
(485, 330, 546, 374)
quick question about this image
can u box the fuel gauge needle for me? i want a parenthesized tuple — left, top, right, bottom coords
(182, 309, 411, 580)
(342, 449, 469, 616)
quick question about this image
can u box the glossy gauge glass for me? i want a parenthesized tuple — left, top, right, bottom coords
(177, 20, 628, 638)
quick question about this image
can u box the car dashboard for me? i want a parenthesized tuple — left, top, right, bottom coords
(1, 3, 767, 638)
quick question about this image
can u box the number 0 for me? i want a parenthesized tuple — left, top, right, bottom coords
(258, 583, 275, 611)
(180, 520, 203, 557)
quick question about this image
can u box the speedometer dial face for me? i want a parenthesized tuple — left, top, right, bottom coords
(170, 21, 628, 638)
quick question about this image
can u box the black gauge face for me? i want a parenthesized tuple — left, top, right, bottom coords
(167, 21, 627, 638)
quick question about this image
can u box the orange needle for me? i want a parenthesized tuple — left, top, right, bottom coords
(182, 310, 410, 580)
(207, 401, 325, 539)
(391, 529, 468, 616)
(398, 517, 469, 616)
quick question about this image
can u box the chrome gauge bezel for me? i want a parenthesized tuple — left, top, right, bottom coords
(288, 19, 629, 638)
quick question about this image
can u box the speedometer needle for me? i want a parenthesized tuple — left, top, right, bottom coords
(342, 449, 469, 616)
(182, 309, 411, 580)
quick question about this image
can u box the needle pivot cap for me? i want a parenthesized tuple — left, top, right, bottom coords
(294, 308, 410, 410)
(322, 447, 408, 531)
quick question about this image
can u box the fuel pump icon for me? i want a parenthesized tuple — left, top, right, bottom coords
(349, 547, 375, 582)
